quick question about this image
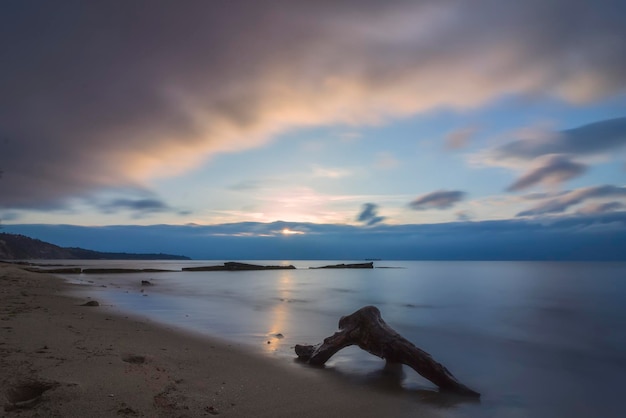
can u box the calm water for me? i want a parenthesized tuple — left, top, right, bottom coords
(45, 260, 626, 418)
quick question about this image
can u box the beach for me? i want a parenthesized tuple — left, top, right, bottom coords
(0, 263, 440, 417)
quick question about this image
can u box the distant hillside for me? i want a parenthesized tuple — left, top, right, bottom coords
(0, 233, 190, 260)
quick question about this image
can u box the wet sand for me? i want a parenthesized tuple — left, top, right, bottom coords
(0, 263, 441, 417)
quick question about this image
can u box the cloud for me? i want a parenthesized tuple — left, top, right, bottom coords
(409, 190, 465, 210)
(356, 203, 385, 226)
(5, 213, 626, 260)
(1, 1, 625, 209)
(455, 210, 473, 221)
(445, 126, 479, 150)
(506, 155, 587, 191)
(0, 211, 20, 222)
(577, 201, 625, 215)
(493, 117, 626, 163)
(103, 199, 169, 212)
(96, 197, 189, 218)
(521, 191, 568, 201)
(517, 185, 626, 216)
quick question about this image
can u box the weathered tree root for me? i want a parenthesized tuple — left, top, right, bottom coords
(295, 305, 480, 397)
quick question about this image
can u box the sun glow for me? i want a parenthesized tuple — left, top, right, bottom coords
(281, 228, 304, 235)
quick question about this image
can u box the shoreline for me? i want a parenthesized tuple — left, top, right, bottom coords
(0, 263, 440, 417)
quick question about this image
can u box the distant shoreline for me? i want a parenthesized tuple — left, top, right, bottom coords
(0, 232, 190, 261)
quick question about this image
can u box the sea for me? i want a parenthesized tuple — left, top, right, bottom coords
(37, 259, 626, 418)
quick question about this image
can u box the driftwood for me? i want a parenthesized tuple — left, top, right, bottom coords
(295, 306, 480, 397)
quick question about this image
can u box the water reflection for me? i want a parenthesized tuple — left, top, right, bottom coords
(311, 358, 481, 409)
(264, 270, 294, 352)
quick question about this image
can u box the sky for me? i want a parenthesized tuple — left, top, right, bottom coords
(1, 1, 626, 259)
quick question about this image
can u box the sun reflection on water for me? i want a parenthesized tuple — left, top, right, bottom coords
(264, 270, 294, 353)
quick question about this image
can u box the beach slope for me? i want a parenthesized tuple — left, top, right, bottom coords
(0, 264, 439, 417)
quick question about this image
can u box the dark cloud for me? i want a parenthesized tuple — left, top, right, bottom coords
(96, 197, 188, 218)
(517, 185, 626, 216)
(104, 199, 169, 212)
(356, 203, 385, 226)
(5, 213, 626, 260)
(409, 190, 465, 210)
(494, 117, 626, 162)
(507, 155, 587, 191)
(521, 191, 568, 201)
(1, 1, 625, 209)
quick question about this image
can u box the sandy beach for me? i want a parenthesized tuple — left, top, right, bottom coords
(0, 263, 442, 417)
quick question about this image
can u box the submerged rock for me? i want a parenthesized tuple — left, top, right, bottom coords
(82, 268, 173, 274)
(25, 267, 82, 274)
(182, 262, 296, 272)
(309, 262, 374, 269)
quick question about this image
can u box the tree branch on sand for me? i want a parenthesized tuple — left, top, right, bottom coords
(295, 305, 480, 397)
